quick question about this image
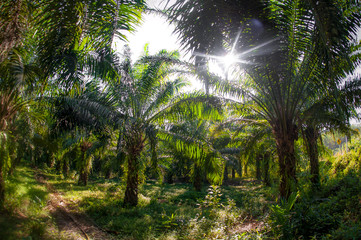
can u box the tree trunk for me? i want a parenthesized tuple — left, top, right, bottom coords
(263, 152, 271, 186)
(62, 159, 69, 178)
(305, 126, 320, 188)
(232, 168, 236, 179)
(256, 155, 261, 180)
(193, 162, 202, 191)
(78, 151, 88, 186)
(124, 153, 139, 206)
(105, 168, 111, 179)
(164, 170, 173, 184)
(0, 163, 4, 207)
(223, 164, 228, 183)
(238, 159, 242, 177)
(244, 162, 248, 176)
(8, 155, 20, 176)
(123, 130, 144, 207)
(0, 140, 6, 206)
(78, 141, 92, 186)
(273, 122, 298, 200)
(78, 170, 88, 186)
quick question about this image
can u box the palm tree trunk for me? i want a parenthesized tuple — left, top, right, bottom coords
(0, 139, 6, 206)
(105, 168, 111, 179)
(78, 141, 92, 186)
(124, 153, 139, 206)
(263, 152, 271, 186)
(78, 151, 88, 186)
(8, 154, 20, 176)
(79, 171, 88, 186)
(244, 162, 248, 176)
(164, 170, 174, 184)
(305, 126, 320, 188)
(62, 159, 69, 178)
(274, 122, 298, 200)
(238, 160, 242, 178)
(123, 131, 144, 207)
(193, 162, 202, 191)
(256, 155, 262, 180)
(223, 164, 228, 183)
(0, 163, 4, 206)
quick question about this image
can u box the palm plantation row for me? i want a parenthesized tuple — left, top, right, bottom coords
(1, 0, 361, 223)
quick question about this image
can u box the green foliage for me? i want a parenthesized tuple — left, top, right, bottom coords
(2, 0, 361, 239)
(322, 222, 361, 240)
(268, 170, 361, 239)
(269, 191, 299, 239)
(38, 174, 273, 239)
(331, 148, 361, 176)
(201, 185, 222, 209)
(0, 166, 57, 240)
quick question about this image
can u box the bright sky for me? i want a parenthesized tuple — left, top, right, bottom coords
(115, 0, 203, 90)
(116, 0, 182, 61)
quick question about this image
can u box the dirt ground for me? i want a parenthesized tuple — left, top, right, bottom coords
(36, 173, 114, 240)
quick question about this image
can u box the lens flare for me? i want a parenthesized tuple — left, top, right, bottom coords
(223, 54, 237, 68)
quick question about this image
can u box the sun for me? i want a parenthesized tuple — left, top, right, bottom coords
(207, 53, 239, 78)
(223, 53, 237, 68)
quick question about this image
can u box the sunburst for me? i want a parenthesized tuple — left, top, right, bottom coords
(193, 27, 279, 79)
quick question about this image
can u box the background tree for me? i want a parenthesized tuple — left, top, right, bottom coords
(168, 0, 361, 199)
(160, 119, 224, 191)
(0, 49, 40, 206)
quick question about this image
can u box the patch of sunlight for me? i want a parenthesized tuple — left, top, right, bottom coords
(143, 185, 161, 196)
(159, 232, 178, 240)
(138, 194, 151, 206)
(16, 185, 28, 196)
(170, 187, 187, 196)
(142, 214, 153, 225)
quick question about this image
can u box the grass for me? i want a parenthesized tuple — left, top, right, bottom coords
(0, 166, 54, 240)
(40, 173, 272, 240)
(4, 165, 360, 239)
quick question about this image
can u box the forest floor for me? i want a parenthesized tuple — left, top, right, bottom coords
(1, 167, 273, 239)
(35, 172, 114, 240)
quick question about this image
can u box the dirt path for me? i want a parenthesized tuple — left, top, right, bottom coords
(229, 217, 265, 235)
(35, 173, 114, 240)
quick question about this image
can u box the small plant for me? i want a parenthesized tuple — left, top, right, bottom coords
(161, 213, 179, 230)
(269, 191, 299, 239)
(201, 185, 222, 209)
(197, 185, 223, 221)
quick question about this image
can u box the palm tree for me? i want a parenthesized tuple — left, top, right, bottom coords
(218, 112, 275, 184)
(0, 0, 34, 61)
(169, 0, 361, 199)
(53, 48, 222, 206)
(111, 50, 222, 205)
(0, 48, 40, 206)
(242, 1, 360, 198)
(302, 77, 361, 188)
(167, 0, 275, 94)
(48, 80, 116, 185)
(160, 119, 224, 191)
(0, 0, 144, 89)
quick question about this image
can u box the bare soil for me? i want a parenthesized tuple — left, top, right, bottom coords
(36, 173, 114, 240)
(229, 217, 265, 235)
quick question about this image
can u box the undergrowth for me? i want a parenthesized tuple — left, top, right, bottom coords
(44, 176, 271, 239)
(0, 166, 59, 240)
(268, 150, 361, 240)
(5, 164, 359, 240)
